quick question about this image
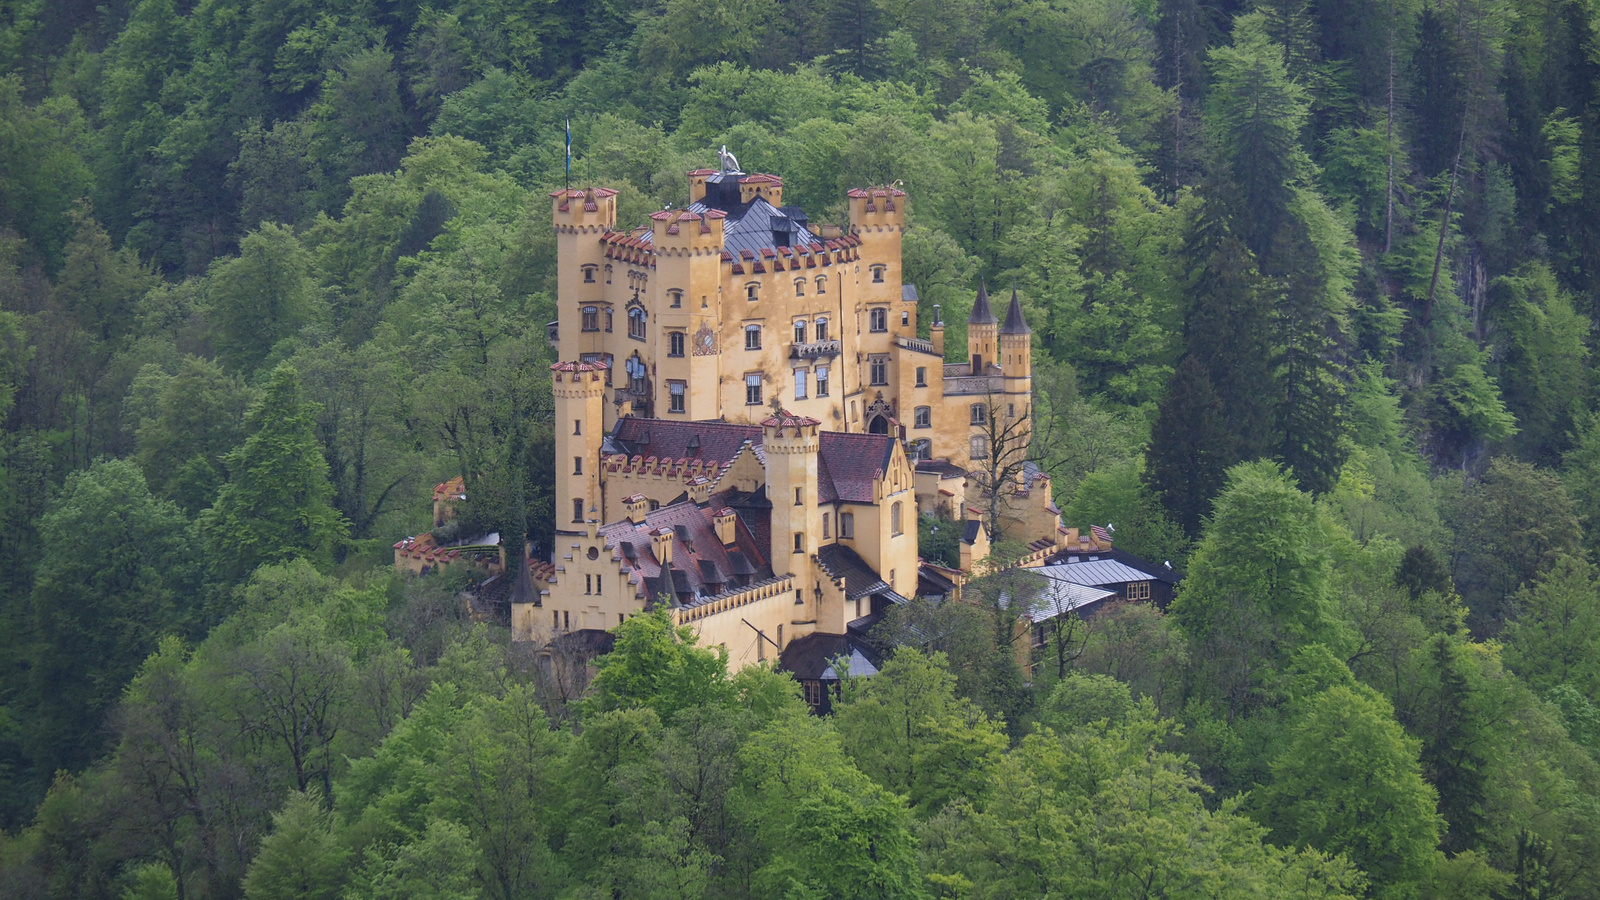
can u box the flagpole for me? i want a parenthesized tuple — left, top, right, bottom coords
(565, 118, 571, 192)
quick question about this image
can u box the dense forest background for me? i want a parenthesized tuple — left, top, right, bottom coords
(3, 0, 1600, 896)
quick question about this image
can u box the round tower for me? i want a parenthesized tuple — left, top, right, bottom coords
(552, 360, 608, 538)
(761, 409, 822, 585)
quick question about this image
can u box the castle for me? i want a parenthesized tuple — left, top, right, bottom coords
(487, 161, 1081, 670)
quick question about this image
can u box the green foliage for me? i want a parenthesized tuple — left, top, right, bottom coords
(587, 608, 734, 720)
(1254, 683, 1441, 899)
(242, 790, 349, 900)
(199, 364, 349, 583)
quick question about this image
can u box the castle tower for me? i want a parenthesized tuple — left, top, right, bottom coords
(847, 187, 907, 309)
(552, 187, 618, 362)
(552, 360, 607, 537)
(999, 283, 1033, 387)
(967, 278, 998, 373)
(762, 410, 822, 618)
(651, 206, 727, 420)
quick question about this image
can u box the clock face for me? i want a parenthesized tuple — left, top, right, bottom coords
(693, 322, 718, 356)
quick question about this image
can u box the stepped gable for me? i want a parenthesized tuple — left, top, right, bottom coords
(968, 277, 998, 325)
(598, 497, 773, 606)
(1001, 283, 1031, 334)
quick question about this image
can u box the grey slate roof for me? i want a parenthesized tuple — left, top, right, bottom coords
(1037, 559, 1154, 588)
(999, 570, 1118, 623)
(969, 278, 998, 325)
(1001, 285, 1031, 335)
(685, 196, 821, 255)
(817, 543, 894, 601)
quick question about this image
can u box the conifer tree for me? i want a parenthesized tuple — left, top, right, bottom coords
(199, 364, 348, 584)
(1145, 355, 1235, 535)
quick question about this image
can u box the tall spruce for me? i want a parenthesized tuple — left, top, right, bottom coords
(1146, 355, 1235, 535)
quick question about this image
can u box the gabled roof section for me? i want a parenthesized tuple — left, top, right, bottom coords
(599, 498, 773, 606)
(1001, 284, 1031, 335)
(685, 195, 821, 255)
(1037, 559, 1155, 588)
(1000, 570, 1117, 623)
(969, 278, 997, 325)
(817, 431, 895, 503)
(817, 543, 893, 600)
(608, 418, 762, 465)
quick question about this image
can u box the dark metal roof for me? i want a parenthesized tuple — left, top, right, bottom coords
(962, 520, 983, 544)
(902, 284, 919, 303)
(968, 278, 997, 325)
(778, 631, 882, 681)
(817, 543, 892, 600)
(1001, 285, 1031, 335)
(685, 195, 821, 255)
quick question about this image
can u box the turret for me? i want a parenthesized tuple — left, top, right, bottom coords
(967, 278, 998, 374)
(552, 187, 619, 361)
(929, 303, 945, 356)
(762, 409, 822, 593)
(999, 282, 1033, 383)
(552, 360, 608, 537)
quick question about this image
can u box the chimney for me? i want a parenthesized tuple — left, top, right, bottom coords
(686, 475, 711, 504)
(624, 494, 649, 524)
(930, 304, 944, 356)
(650, 526, 674, 566)
(715, 508, 738, 546)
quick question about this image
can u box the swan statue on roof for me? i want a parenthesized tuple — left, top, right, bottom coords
(718, 144, 741, 174)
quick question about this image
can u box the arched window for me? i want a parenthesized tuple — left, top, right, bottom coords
(746, 282, 760, 301)
(891, 502, 903, 536)
(582, 265, 597, 283)
(815, 275, 827, 293)
(970, 435, 989, 460)
(914, 406, 930, 428)
(871, 264, 886, 283)
(628, 307, 647, 340)
(582, 306, 598, 331)
(794, 278, 806, 296)
(668, 288, 683, 307)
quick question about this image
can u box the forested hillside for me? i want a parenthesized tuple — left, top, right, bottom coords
(3, 0, 1600, 896)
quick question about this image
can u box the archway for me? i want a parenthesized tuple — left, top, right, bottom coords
(868, 415, 890, 435)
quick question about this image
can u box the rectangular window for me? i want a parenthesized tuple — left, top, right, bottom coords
(574, 456, 583, 475)
(573, 498, 584, 522)
(585, 574, 592, 594)
(970, 435, 988, 459)
(583, 266, 596, 283)
(794, 367, 808, 400)
(971, 404, 988, 425)
(669, 289, 683, 307)
(746, 374, 763, 406)
(891, 502, 903, 535)
(794, 320, 806, 343)
(582, 306, 598, 331)
(816, 318, 829, 341)
(745, 324, 761, 350)
(563, 610, 570, 629)
(669, 331, 685, 357)
(794, 533, 804, 552)
(870, 356, 888, 386)
(870, 308, 887, 331)
(914, 406, 931, 428)
(823, 512, 831, 538)
(816, 365, 829, 397)
(1128, 581, 1151, 601)
(840, 513, 854, 538)
(916, 366, 926, 386)
(871, 265, 886, 283)
(668, 381, 685, 413)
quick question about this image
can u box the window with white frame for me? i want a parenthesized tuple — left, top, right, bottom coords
(668, 381, 685, 413)
(815, 365, 830, 397)
(870, 355, 888, 385)
(914, 406, 931, 428)
(745, 373, 763, 405)
(794, 367, 808, 400)
(869, 308, 888, 331)
(970, 403, 987, 425)
(970, 435, 989, 459)
(794, 319, 806, 343)
(745, 324, 761, 350)
(839, 512, 855, 538)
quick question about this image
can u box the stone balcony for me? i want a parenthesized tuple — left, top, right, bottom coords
(790, 339, 842, 360)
